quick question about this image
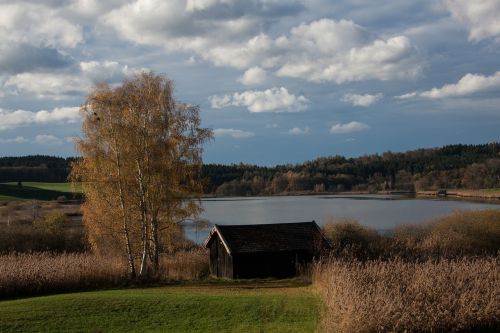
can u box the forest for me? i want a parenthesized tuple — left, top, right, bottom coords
(1, 142, 499, 196)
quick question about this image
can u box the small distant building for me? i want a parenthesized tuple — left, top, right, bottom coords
(204, 221, 332, 279)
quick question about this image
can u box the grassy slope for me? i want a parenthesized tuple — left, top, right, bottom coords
(0, 182, 82, 201)
(0, 283, 319, 333)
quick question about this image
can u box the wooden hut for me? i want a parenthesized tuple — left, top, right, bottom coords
(204, 221, 331, 279)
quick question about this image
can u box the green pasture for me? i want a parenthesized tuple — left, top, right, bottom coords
(0, 283, 320, 333)
(0, 182, 82, 201)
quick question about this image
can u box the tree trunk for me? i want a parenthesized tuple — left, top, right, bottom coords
(113, 139, 136, 279)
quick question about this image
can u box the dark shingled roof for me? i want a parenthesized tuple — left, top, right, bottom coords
(205, 221, 329, 254)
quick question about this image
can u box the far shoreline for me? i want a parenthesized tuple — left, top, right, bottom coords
(202, 189, 500, 204)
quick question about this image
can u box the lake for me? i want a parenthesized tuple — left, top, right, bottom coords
(183, 195, 500, 243)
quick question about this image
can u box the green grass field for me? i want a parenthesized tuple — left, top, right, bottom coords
(0, 283, 319, 333)
(0, 182, 82, 201)
(3, 182, 81, 192)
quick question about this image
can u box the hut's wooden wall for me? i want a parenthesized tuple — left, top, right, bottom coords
(208, 234, 233, 278)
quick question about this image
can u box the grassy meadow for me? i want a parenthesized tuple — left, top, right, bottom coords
(0, 182, 82, 201)
(0, 281, 319, 333)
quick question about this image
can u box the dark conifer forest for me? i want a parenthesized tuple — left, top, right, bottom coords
(1, 143, 499, 195)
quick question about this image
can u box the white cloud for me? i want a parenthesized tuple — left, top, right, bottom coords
(0, 3, 83, 48)
(209, 87, 309, 113)
(330, 121, 370, 134)
(342, 93, 383, 107)
(103, 3, 421, 84)
(275, 20, 421, 83)
(0, 107, 80, 130)
(34, 134, 63, 145)
(80, 61, 133, 83)
(397, 71, 500, 99)
(288, 126, 309, 135)
(213, 128, 255, 139)
(266, 123, 279, 128)
(5, 72, 87, 99)
(209, 95, 232, 109)
(0, 136, 28, 144)
(238, 66, 267, 85)
(446, 0, 500, 41)
(394, 92, 418, 100)
(3, 60, 139, 99)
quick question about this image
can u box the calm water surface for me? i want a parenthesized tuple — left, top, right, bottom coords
(184, 195, 500, 242)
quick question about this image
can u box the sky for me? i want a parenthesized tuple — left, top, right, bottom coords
(0, 0, 499, 165)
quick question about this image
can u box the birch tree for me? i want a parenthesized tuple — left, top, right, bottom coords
(71, 72, 212, 279)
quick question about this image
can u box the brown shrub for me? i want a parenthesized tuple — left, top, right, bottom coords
(313, 258, 500, 332)
(394, 209, 500, 258)
(322, 217, 387, 260)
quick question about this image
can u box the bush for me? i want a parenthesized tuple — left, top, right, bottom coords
(393, 209, 500, 258)
(0, 211, 86, 253)
(322, 217, 385, 260)
(33, 211, 68, 236)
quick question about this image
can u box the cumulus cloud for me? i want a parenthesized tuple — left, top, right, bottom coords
(5, 73, 87, 99)
(238, 66, 267, 85)
(0, 3, 83, 48)
(342, 93, 383, 107)
(275, 20, 421, 83)
(209, 87, 309, 113)
(0, 136, 28, 144)
(103, 2, 421, 84)
(104, 0, 303, 53)
(288, 126, 309, 135)
(446, 0, 500, 41)
(213, 128, 255, 139)
(330, 121, 370, 134)
(3, 60, 138, 99)
(397, 71, 500, 99)
(80, 60, 135, 83)
(0, 107, 80, 130)
(34, 134, 63, 145)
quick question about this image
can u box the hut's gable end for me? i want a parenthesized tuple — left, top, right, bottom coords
(206, 228, 233, 278)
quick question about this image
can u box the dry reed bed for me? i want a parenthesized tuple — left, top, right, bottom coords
(313, 258, 500, 332)
(159, 248, 209, 280)
(0, 249, 209, 299)
(0, 253, 127, 298)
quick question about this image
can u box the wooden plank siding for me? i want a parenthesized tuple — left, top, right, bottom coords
(208, 233, 233, 278)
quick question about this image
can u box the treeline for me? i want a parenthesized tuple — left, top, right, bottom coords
(203, 143, 500, 195)
(1, 143, 500, 195)
(0, 155, 76, 183)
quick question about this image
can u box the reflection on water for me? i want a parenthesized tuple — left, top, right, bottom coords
(183, 195, 500, 243)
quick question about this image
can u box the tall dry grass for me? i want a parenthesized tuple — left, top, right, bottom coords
(313, 258, 500, 332)
(0, 249, 209, 299)
(159, 248, 209, 280)
(0, 253, 127, 299)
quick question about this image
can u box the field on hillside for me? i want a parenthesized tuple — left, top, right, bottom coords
(0, 182, 81, 201)
(0, 282, 319, 333)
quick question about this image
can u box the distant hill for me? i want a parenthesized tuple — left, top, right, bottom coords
(1, 143, 499, 195)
